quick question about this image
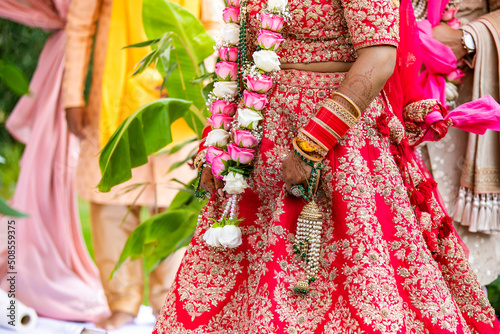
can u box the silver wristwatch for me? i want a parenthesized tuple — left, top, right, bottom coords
(461, 30, 476, 55)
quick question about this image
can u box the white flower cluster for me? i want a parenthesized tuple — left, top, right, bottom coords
(253, 50, 281, 73)
(203, 225, 242, 248)
(266, 0, 291, 18)
(223, 172, 249, 195)
(237, 108, 264, 129)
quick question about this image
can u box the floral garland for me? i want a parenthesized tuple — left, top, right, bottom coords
(200, 0, 288, 249)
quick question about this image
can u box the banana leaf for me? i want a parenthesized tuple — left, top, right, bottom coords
(111, 186, 207, 276)
(97, 98, 192, 192)
(142, 0, 215, 112)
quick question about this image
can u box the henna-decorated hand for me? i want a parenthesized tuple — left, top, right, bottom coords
(281, 151, 319, 195)
(200, 166, 225, 197)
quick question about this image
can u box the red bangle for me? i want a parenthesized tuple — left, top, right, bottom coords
(316, 107, 350, 136)
(303, 119, 338, 149)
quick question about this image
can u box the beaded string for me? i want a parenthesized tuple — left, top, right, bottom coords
(237, 0, 249, 98)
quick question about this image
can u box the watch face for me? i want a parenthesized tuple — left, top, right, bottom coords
(463, 32, 476, 51)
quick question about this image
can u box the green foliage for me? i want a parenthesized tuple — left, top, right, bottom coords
(98, 98, 192, 192)
(0, 20, 49, 145)
(111, 184, 207, 276)
(98, 0, 216, 192)
(0, 60, 30, 96)
(142, 0, 215, 112)
(0, 197, 25, 217)
(487, 277, 500, 317)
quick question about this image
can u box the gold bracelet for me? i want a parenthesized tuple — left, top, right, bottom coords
(296, 137, 328, 158)
(322, 99, 358, 128)
(293, 137, 324, 162)
(298, 129, 329, 156)
(193, 150, 206, 170)
(332, 92, 361, 118)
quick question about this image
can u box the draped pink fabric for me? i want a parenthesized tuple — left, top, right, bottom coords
(417, 19, 457, 106)
(0, 0, 109, 322)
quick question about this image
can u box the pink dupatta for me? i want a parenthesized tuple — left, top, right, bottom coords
(0, 0, 109, 322)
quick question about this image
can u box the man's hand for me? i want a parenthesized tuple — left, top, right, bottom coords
(200, 166, 225, 197)
(65, 107, 87, 140)
(432, 22, 468, 61)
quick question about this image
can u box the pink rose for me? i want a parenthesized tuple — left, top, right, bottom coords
(211, 151, 231, 179)
(215, 61, 238, 81)
(227, 143, 255, 164)
(208, 114, 234, 130)
(225, 0, 240, 6)
(218, 46, 239, 62)
(243, 90, 268, 110)
(260, 13, 285, 32)
(257, 30, 285, 51)
(211, 100, 237, 116)
(206, 146, 223, 164)
(222, 7, 240, 23)
(447, 68, 465, 84)
(441, 7, 458, 21)
(245, 74, 273, 93)
(447, 17, 461, 29)
(232, 129, 259, 148)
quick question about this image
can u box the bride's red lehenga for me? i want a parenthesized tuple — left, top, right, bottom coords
(153, 0, 500, 332)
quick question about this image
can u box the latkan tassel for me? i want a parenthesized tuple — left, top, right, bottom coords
(468, 194, 480, 232)
(452, 186, 466, 220)
(293, 279, 310, 295)
(461, 188, 473, 227)
(476, 194, 489, 232)
(493, 195, 500, 232)
(293, 200, 323, 296)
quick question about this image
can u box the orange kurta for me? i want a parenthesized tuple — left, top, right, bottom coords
(63, 0, 221, 206)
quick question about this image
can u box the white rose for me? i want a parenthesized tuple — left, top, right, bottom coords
(267, 0, 288, 11)
(220, 23, 240, 45)
(213, 81, 239, 99)
(203, 227, 223, 247)
(205, 129, 230, 147)
(253, 50, 281, 72)
(237, 108, 263, 129)
(219, 225, 242, 249)
(223, 172, 249, 195)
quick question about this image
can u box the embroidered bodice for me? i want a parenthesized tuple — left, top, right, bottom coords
(247, 0, 400, 63)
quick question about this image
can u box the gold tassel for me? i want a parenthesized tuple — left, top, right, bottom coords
(293, 200, 323, 295)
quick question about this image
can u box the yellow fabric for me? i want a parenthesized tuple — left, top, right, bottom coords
(100, 0, 200, 147)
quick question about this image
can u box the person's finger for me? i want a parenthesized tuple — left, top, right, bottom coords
(214, 177, 225, 197)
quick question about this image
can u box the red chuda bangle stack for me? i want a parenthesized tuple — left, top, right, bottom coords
(301, 96, 360, 153)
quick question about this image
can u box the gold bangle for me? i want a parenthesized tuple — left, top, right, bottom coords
(333, 92, 361, 118)
(293, 137, 324, 162)
(296, 137, 328, 158)
(194, 150, 206, 170)
(322, 99, 358, 128)
(298, 129, 329, 156)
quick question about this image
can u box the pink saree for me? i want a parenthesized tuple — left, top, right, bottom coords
(0, 0, 109, 322)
